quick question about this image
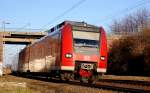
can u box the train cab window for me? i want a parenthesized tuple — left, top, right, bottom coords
(74, 38, 99, 48)
(73, 30, 100, 55)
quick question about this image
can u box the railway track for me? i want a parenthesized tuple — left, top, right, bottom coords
(95, 79, 150, 93)
(48, 78, 150, 93)
(54, 78, 150, 93)
(15, 74, 150, 93)
(65, 80, 150, 93)
(99, 79, 150, 86)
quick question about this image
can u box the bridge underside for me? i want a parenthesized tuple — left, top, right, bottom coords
(4, 38, 35, 44)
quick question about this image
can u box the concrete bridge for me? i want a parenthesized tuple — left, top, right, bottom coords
(0, 31, 47, 76)
(0, 31, 47, 44)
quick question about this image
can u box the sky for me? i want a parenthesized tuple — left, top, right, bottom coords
(0, 0, 150, 30)
(0, 0, 150, 66)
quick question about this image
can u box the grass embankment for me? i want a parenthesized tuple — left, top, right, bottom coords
(0, 87, 32, 93)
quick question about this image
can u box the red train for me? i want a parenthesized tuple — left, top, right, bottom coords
(17, 21, 107, 83)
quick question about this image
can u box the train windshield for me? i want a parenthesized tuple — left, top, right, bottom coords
(73, 30, 100, 55)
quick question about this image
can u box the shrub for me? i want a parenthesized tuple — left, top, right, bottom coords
(107, 28, 150, 76)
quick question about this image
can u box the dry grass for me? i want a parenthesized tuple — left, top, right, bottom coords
(0, 75, 115, 93)
(0, 86, 32, 93)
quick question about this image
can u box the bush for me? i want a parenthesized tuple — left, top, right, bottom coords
(107, 29, 150, 76)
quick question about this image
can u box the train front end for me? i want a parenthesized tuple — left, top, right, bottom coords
(61, 21, 107, 83)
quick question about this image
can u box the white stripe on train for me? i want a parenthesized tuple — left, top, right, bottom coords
(61, 66, 106, 73)
(61, 66, 75, 71)
(97, 68, 106, 72)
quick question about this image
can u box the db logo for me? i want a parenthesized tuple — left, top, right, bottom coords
(84, 56, 90, 60)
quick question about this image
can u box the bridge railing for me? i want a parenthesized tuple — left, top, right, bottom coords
(0, 28, 47, 32)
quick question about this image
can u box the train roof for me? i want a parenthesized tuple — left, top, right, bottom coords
(46, 20, 99, 33)
(64, 20, 98, 28)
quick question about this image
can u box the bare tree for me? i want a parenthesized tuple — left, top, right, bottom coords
(111, 8, 150, 33)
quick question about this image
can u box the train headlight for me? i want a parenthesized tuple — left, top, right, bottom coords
(100, 56, 105, 61)
(65, 53, 72, 58)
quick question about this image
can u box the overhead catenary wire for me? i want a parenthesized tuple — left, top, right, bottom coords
(41, 0, 87, 29)
(97, 0, 150, 24)
(16, 22, 31, 31)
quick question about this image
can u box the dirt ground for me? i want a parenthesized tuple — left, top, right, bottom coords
(0, 75, 114, 93)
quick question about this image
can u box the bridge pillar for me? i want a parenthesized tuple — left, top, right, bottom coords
(0, 63, 2, 76)
(0, 36, 3, 76)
